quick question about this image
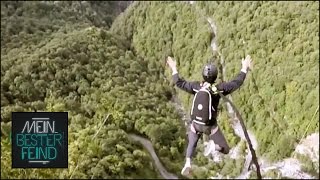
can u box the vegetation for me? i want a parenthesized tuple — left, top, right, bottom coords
(1, 1, 183, 178)
(296, 153, 319, 179)
(112, 0, 319, 161)
(195, 1, 319, 162)
(1, 1, 319, 179)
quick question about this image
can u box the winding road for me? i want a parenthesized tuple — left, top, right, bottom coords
(128, 134, 179, 179)
(125, 2, 317, 180)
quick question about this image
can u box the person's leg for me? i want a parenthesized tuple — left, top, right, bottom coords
(182, 123, 201, 176)
(186, 127, 201, 158)
(209, 126, 230, 154)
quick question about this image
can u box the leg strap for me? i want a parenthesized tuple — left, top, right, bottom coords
(210, 125, 219, 135)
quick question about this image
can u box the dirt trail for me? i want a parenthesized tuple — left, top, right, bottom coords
(128, 134, 179, 179)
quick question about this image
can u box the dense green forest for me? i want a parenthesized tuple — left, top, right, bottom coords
(111, 1, 319, 176)
(1, 1, 319, 179)
(1, 1, 185, 178)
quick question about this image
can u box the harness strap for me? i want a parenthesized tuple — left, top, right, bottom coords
(210, 126, 219, 135)
(193, 119, 206, 125)
(190, 122, 219, 135)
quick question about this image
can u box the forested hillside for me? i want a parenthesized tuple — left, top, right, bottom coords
(1, 1, 319, 179)
(1, 1, 130, 54)
(1, 1, 184, 179)
(111, 0, 319, 158)
(110, 1, 319, 178)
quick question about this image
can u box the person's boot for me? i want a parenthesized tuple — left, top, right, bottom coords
(204, 140, 216, 156)
(181, 157, 191, 176)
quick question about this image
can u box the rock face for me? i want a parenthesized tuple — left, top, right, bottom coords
(185, 1, 318, 179)
(294, 133, 319, 163)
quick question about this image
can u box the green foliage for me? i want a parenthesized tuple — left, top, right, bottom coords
(1, 1, 319, 179)
(1, 1, 184, 178)
(1, 1, 127, 55)
(296, 154, 319, 179)
(193, 1, 319, 161)
(192, 166, 210, 179)
(219, 157, 245, 178)
(264, 169, 281, 179)
(111, 1, 213, 113)
(112, 0, 319, 164)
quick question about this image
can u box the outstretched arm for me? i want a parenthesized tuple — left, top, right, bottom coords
(219, 55, 252, 95)
(167, 56, 200, 94)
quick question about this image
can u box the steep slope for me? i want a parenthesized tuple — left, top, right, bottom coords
(1, 1, 130, 54)
(1, 1, 184, 178)
(193, 1, 319, 162)
(1, 1, 318, 179)
(1, 27, 159, 178)
(111, 1, 319, 178)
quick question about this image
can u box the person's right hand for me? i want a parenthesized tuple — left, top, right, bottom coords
(241, 55, 252, 72)
(166, 56, 177, 71)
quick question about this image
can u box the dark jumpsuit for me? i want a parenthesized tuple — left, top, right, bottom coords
(172, 71, 246, 157)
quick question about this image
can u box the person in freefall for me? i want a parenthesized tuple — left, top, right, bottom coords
(166, 55, 252, 176)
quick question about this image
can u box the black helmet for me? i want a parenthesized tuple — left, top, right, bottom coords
(202, 63, 218, 83)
